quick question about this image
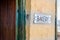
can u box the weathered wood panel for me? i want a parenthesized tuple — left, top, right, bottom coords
(0, 0, 16, 40)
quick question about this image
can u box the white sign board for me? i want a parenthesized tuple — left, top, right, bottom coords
(33, 14, 51, 24)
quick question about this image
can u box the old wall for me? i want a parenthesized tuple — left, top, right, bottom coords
(26, 0, 55, 40)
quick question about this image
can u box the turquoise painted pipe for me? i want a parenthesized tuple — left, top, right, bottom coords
(17, 0, 26, 40)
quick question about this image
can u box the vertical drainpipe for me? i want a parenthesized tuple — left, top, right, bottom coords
(18, 0, 26, 40)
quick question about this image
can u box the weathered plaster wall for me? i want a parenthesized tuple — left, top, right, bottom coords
(26, 0, 55, 40)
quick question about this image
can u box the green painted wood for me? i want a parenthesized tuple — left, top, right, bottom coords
(16, 0, 18, 40)
(17, 0, 26, 40)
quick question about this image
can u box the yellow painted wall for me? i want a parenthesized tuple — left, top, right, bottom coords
(26, 0, 55, 40)
(26, 0, 31, 40)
